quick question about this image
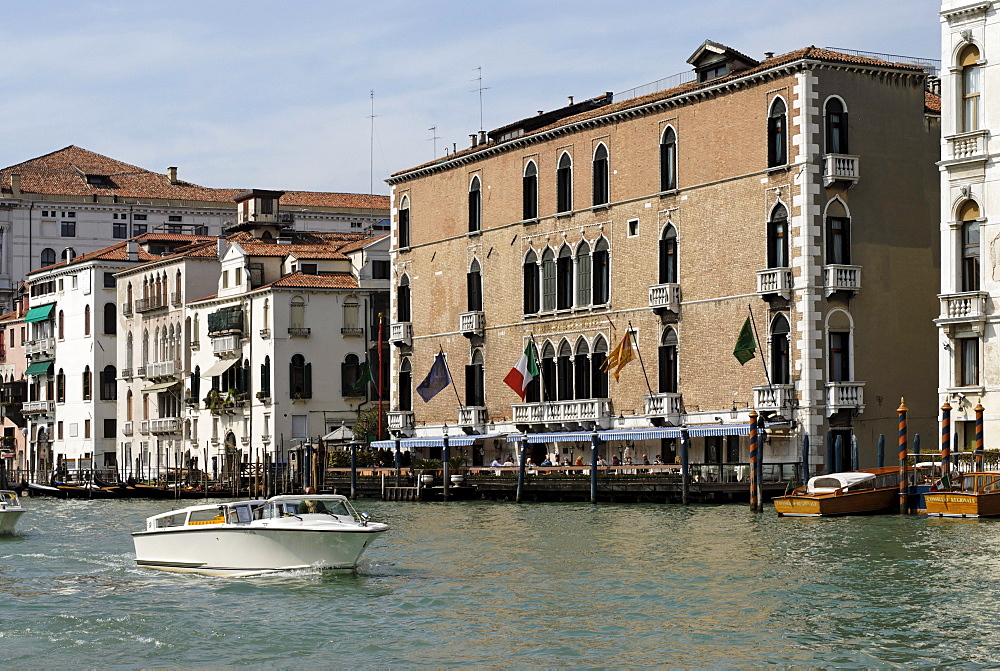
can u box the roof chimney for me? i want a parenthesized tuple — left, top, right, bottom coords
(217, 236, 227, 260)
(478, 130, 487, 145)
(10, 174, 20, 197)
(167, 167, 179, 184)
(126, 240, 139, 262)
(567, 96, 574, 105)
(764, 52, 774, 59)
(469, 134, 478, 148)
(452, 142, 457, 153)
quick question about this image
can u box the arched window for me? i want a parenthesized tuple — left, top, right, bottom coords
(290, 296, 305, 329)
(660, 127, 677, 191)
(398, 195, 410, 248)
(960, 44, 982, 132)
(523, 250, 539, 315)
(658, 328, 679, 393)
(126, 332, 134, 370)
(175, 271, 182, 304)
(659, 225, 678, 284)
(102, 365, 117, 400)
(556, 340, 573, 401)
(524, 342, 541, 403)
(592, 336, 609, 398)
(56, 369, 65, 403)
(126, 282, 133, 310)
(541, 249, 556, 312)
(260, 356, 271, 397)
(290, 354, 312, 398)
(82, 366, 92, 400)
(825, 98, 848, 154)
(467, 258, 483, 312)
(557, 152, 573, 213)
(343, 299, 360, 333)
(340, 353, 360, 397)
(574, 338, 591, 400)
(768, 97, 787, 168)
(40, 248, 56, 267)
(522, 161, 538, 220)
(540, 342, 556, 401)
(103, 303, 116, 335)
(466, 349, 485, 407)
(397, 275, 411, 323)
(576, 240, 592, 306)
(84, 305, 91, 336)
(592, 143, 609, 206)
(771, 315, 791, 385)
(767, 204, 789, 269)
(825, 200, 851, 265)
(827, 310, 852, 383)
(58, 310, 65, 339)
(126, 390, 133, 421)
(592, 238, 610, 305)
(556, 245, 573, 310)
(399, 358, 412, 411)
(190, 365, 201, 401)
(468, 175, 482, 233)
(960, 200, 981, 292)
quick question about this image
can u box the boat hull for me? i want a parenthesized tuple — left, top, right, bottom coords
(132, 525, 386, 576)
(924, 491, 1000, 518)
(773, 488, 898, 517)
(0, 509, 25, 534)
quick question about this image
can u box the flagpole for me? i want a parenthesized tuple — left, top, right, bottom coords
(626, 321, 654, 396)
(529, 333, 552, 403)
(377, 312, 384, 440)
(746, 303, 773, 391)
(439, 345, 465, 412)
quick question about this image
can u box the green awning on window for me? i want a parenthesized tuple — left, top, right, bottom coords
(24, 304, 56, 323)
(24, 361, 53, 376)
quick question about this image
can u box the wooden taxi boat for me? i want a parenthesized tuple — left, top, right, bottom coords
(924, 472, 1000, 518)
(773, 467, 902, 517)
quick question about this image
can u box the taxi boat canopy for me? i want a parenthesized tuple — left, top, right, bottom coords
(806, 472, 876, 495)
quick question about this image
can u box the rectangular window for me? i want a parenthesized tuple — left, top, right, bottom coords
(113, 222, 127, 238)
(961, 338, 979, 387)
(829, 332, 850, 382)
(84, 419, 91, 439)
(133, 214, 147, 220)
(299, 264, 317, 276)
(372, 260, 390, 279)
(133, 223, 147, 235)
(234, 268, 242, 285)
(62, 221, 76, 237)
(57, 421, 64, 440)
(104, 272, 116, 288)
(166, 224, 183, 234)
(222, 271, 228, 288)
(104, 418, 116, 438)
(168, 215, 183, 222)
(194, 225, 209, 235)
(627, 219, 640, 237)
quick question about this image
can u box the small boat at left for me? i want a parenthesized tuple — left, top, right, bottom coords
(0, 490, 26, 534)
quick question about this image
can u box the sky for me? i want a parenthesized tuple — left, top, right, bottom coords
(0, 0, 942, 196)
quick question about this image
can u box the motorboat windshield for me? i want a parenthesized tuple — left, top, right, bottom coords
(806, 472, 876, 495)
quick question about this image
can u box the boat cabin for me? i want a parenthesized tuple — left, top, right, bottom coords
(0, 490, 21, 509)
(805, 469, 901, 495)
(145, 500, 266, 531)
(961, 473, 1000, 493)
(257, 495, 358, 523)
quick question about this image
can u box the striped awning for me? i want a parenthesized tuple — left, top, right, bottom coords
(686, 424, 751, 437)
(506, 432, 597, 443)
(598, 427, 683, 441)
(369, 434, 502, 450)
(24, 304, 55, 323)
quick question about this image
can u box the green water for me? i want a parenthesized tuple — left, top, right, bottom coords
(1, 498, 997, 667)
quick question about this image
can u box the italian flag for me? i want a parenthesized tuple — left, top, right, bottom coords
(503, 343, 538, 401)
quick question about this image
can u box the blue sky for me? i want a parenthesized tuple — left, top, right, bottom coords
(1, 0, 941, 195)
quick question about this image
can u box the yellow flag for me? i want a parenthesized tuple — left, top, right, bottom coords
(601, 333, 635, 382)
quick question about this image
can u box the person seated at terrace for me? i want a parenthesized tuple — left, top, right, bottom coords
(574, 456, 585, 466)
(540, 458, 552, 467)
(490, 458, 503, 467)
(612, 455, 621, 466)
(502, 456, 515, 466)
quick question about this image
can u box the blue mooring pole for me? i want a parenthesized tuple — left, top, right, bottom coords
(834, 435, 843, 474)
(825, 430, 834, 474)
(590, 435, 599, 504)
(681, 429, 690, 505)
(913, 432, 921, 457)
(877, 434, 885, 468)
(801, 434, 809, 484)
(515, 437, 527, 503)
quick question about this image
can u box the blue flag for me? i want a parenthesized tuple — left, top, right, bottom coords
(417, 351, 451, 402)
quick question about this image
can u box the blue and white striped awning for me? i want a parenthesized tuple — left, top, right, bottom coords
(506, 432, 597, 443)
(686, 424, 751, 437)
(370, 434, 506, 450)
(598, 427, 683, 441)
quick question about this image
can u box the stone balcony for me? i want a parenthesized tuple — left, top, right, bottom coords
(648, 283, 681, 314)
(212, 335, 242, 357)
(756, 267, 793, 299)
(25, 337, 55, 360)
(824, 264, 861, 297)
(122, 421, 133, 436)
(945, 129, 989, 162)
(146, 359, 180, 380)
(825, 381, 865, 417)
(387, 410, 415, 436)
(753, 384, 795, 413)
(458, 405, 488, 428)
(150, 417, 181, 433)
(389, 322, 412, 347)
(936, 291, 989, 335)
(22, 400, 54, 415)
(822, 153, 860, 187)
(459, 311, 485, 337)
(512, 398, 612, 431)
(135, 296, 168, 313)
(644, 392, 683, 426)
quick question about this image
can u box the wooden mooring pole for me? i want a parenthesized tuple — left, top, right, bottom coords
(749, 410, 758, 511)
(898, 398, 908, 515)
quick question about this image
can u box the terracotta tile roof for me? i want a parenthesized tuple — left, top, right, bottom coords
(393, 46, 930, 178)
(27, 232, 215, 274)
(336, 233, 388, 254)
(229, 230, 383, 260)
(0, 310, 21, 324)
(266, 271, 359, 289)
(926, 91, 942, 113)
(0, 145, 389, 210)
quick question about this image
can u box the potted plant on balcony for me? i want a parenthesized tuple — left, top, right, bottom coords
(256, 390, 271, 403)
(204, 389, 223, 414)
(448, 455, 468, 486)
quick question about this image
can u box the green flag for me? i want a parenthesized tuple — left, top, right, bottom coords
(354, 360, 375, 391)
(733, 317, 756, 365)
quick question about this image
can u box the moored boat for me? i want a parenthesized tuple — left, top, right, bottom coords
(0, 490, 26, 534)
(773, 466, 902, 517)
(131, 494, 388, 576)
(925, 472, 1000, 518)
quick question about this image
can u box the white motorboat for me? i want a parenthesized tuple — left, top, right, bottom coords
(0, 490, 26, 534)
(131, 494, 388, 576)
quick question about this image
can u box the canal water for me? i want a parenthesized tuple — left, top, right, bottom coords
(1, 498, 999, 667)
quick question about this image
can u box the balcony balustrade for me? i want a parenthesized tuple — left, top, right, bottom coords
(25, 337, 55, 360)
(390, 322, 412, 347)
(287, 327, 311, 336)
(259, 328, 271, 339)
(139, 420, 150, 434)
(171, 292, 182, 306)
(822, 154, 860, 187)
(825, 381, 865, 417)
(937, 292, 988, 334)
(753, 384, 795, 412)
(512, 398, 612, 430)
(22, 400, 54, 415)
(756, 268, 793, 299)
(122, 421, 133, 436)
(824, 265, 861, 296)
(135, 296, 168, 313)
(459, 311, 485, 337)
(341, 327, 364, 336)
(212, 335, 241, 357)
(146, 359, 179, 380)
(122, 304, 133, 317)
(946, 129, 989, 161)
(648, 283, 681, 313)
(387, 411, 415, 435)
(458, 406, 488, 427)
(643, 392, 683, 426)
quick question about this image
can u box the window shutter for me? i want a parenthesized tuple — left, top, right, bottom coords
(305, 363, 312, 397)
(577, 253, 591, 306)
(542, 260, 556, 311)
(465, 364, 475, 406)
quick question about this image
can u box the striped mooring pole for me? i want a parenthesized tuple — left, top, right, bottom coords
(590, 434, 599, 504)
(749, 410, 759, 511)
(898, 398, 908, 514)
(941, 401, 951, 481)
(680, 429, 690, 505)
(975, 402, 985, 471)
